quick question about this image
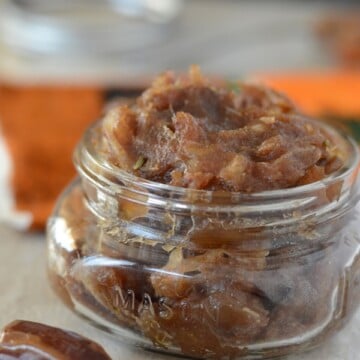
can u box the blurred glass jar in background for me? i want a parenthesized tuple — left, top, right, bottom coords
(0, 0, 183, 56)
(47, 117, 360, 359)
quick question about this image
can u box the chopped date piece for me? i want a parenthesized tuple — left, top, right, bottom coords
(0, 320, 111, 360)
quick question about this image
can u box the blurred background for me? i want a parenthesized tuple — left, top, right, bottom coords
(0, 0, 359, 83)
(0, 0, 359, 229)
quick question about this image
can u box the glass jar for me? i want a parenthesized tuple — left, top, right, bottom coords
(47, 120, 360, 359)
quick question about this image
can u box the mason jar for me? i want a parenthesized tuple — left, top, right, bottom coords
(47, 119, 360, 359)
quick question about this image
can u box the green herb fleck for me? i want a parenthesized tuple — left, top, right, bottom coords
(226, 81, 242, 94)
(133, 156, 146, 170)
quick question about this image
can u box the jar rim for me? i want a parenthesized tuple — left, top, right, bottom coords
(74, 119, 360, 202)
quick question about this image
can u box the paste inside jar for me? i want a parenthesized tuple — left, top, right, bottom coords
(102, 66, 344, 192)
(48, 67, 360, 360)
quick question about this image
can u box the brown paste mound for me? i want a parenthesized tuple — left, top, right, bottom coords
(103, 66, 343, 192)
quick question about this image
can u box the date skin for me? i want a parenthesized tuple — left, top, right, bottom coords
(0, 320, 111, 360)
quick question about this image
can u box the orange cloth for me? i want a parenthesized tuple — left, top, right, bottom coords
(253, 70, 360, 118)
(0, 86, 104, 230)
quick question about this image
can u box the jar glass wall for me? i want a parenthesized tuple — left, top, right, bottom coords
(47, 121, 360, 359)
